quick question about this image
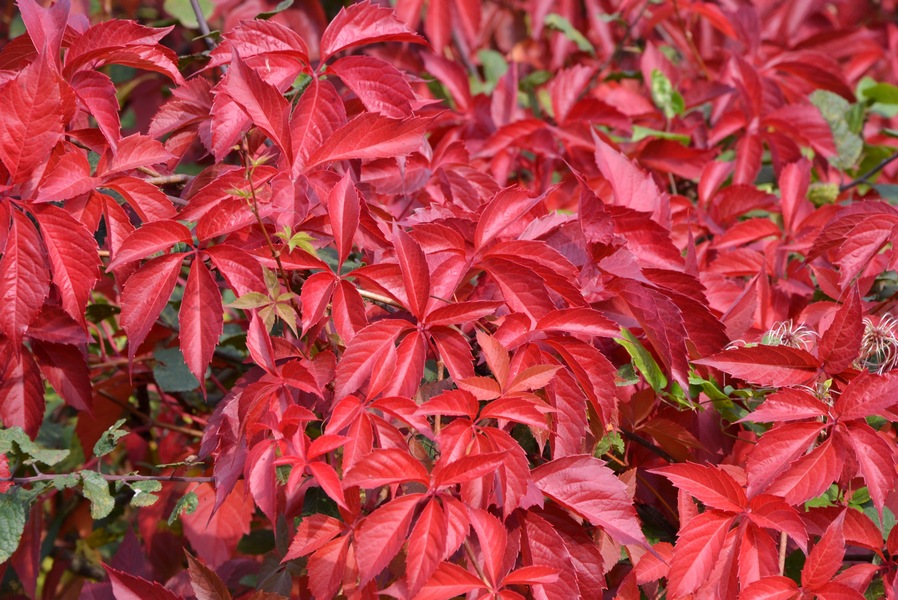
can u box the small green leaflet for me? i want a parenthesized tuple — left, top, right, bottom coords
(93, 419, 129, 458)
(129, 480, 163, 507)
(81, 471, 115, 520)
(631, 125, 690, 144)
(810, 89, 863, 170)
(544, 14, 595, 55)
(616, 328, 667, 392)
(0, 489, 28, 563)
(0, 427, 69, 467)
(650, 69, 685, 120)
(163, 0, 213, 29)
(169, 491, 199, 525)
(154, 347, 200, 393)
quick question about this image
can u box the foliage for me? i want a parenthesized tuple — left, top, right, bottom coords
(2, 0, 898, 598)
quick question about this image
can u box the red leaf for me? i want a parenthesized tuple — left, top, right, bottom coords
(335, 319, 410, 397)
(694, 346, 819, 387)
(765, 437, 841, 506)
(746, 422, 826, 498)
(354, 493, 423, 585)
(31, 340, 91, 412)
(342, 448, 429, 488)
(393, 225, 430, 318)
(182, 482, 253, 568)
(35, 150, 96, 202)
(326, 172, 361, 268)
(300, 272, 337, 334)
(102, 177, 177, 222)
(544, 338, 617, 433)
(289, 78, 346, 175)
(305, 113, 428, 170)
(652, 463, 747, 513)
(180, 260, 223, 386)
(424, 301, 502, 327)
(102, 134, 173, 175)
(803, 511, 846, 590)
(106, 220, 192, 270)
(0, 54, 72, 184)
(328, 55, 415, 118)
(844, 423, 897, 518)
(416, 562, 485, 600)
(520, 510, 584, 597)
(819, 287, 863, 374)
(747, 495, 808, 553)
(433, 452, 508, 488)
(531, 455, 645, 546)
(739, 388, 829, 424)
(319, 0, 426, 61)
(739, 576, 800, 600)
(474, 186, 544, 250)
(35, 206, 98, 324)
(70, 70, 121, 147)
(406, 498, 447, 596)
(593, 132, 666, 223)
(185, 551, 232, 600)
(536, 308, 620, 338)
(106, 565, 181, 600)
(835, 216, 897, 288)
(468, 508, 507, 586)
(501, 565, 560, 586)
(120, 253, 183, 360)
(225, 51, 290, 156)
(429, 326, 476, 381)
(0, 211, 50, 346)
(667, 511, 735, 597)
(246, 441, 278, 523)
(284, 514, 344, 560)
(0, 341, 44, 439)
(209, 19, 309, 70)
(834, 371, 898, 421)
(307, 536, 350, 600)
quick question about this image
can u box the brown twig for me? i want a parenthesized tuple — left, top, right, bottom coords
(839, 152, 898, 192)
(2, 473, 214, 484)
(189, 0, 215, 49)
(357, 288, 404, 308)
(144, 174, 190, 186)
(778, 531, 788, 575)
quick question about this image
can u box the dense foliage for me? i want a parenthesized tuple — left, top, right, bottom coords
(3, 0, 898, 597)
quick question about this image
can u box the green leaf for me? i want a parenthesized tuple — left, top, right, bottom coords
(476, 49, 508, 94)
(258, 0, 293, 19)
(226, 292, 271, 310)
(594, 431, 624, 457)
(169, 491, 198, 525)
(0, 427, 69, 467)
(81, 471, 115, 520)
(864, 505, 896, 539)
(544, 14, 595, 55)
(650, 69, 684, 120)
(0, 489, 28, 563)
(53, 473, 81, 490)
(631, 125, 690, 144)
(163, 0, 213, 29)
(810, 90, 863, 170)
(616, 328, 667, 392)
(153, 347, 200, 393)
(129, 480, 162, 507)
(93, 419, 129, 458)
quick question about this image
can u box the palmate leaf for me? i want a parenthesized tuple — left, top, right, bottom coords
(694, 346, 819, 387)
(319, 0, 426, 62)
(531, 455, 645, 547)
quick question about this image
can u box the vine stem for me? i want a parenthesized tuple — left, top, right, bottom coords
(357, 288, 403, 308)
(240, 146, 301, 317)
(778, 531, 788, 575)
(839, 151, 898, 192)
(2, 473, 214, 484)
